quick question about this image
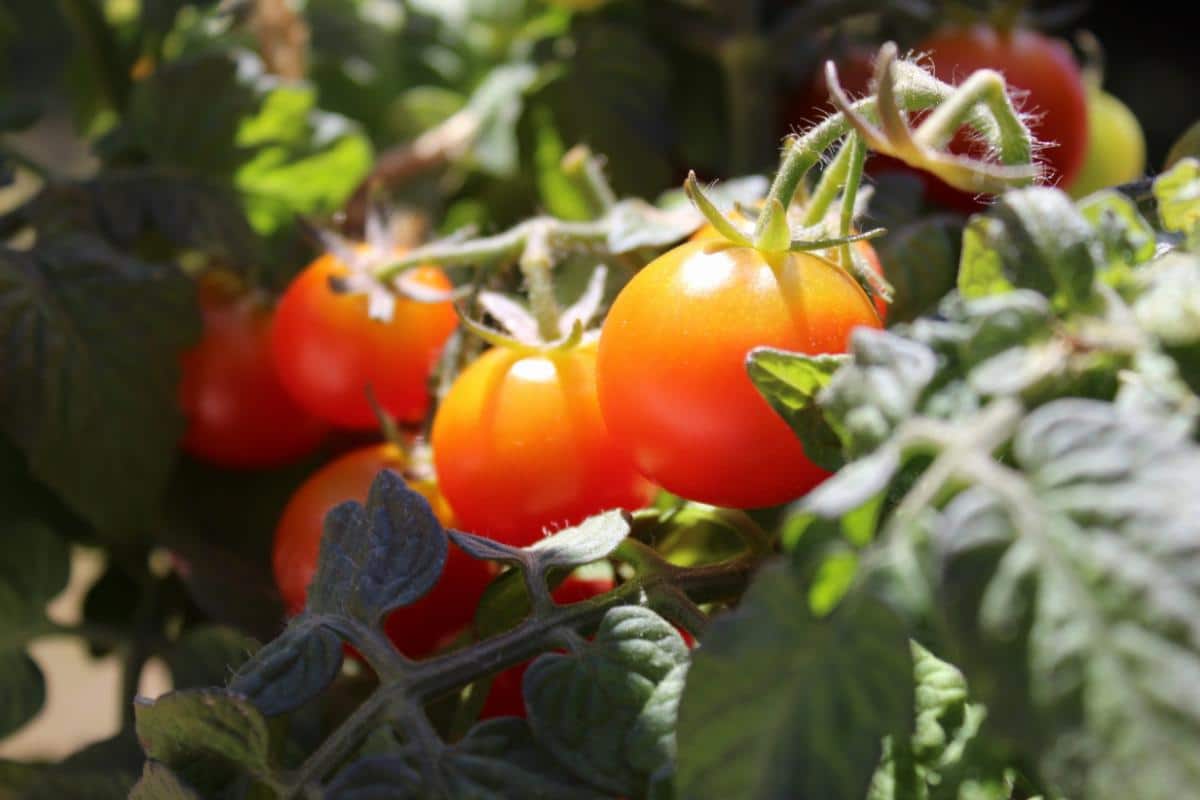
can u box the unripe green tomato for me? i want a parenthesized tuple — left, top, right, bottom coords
(1068, 88, 1146, 198)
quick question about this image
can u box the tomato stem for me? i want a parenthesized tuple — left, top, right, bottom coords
(838, 132, 867, 272)
(800, 135, 856, 227)
(519, 223, 565, 342)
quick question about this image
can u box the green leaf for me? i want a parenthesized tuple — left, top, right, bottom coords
(19, 769, 136, 800)
(0, 235, 200, 536)
(1155, 157, 1200, 246)
(1133, 252, 1200, 348)
(129, 761, 203, 800)
(604, 199, 704, 254)
(134, 689, 271, 791)
(308, 470, 448, 624)
(27, 171, 259, 265)
(445, 718, 604, 799)
(958, 187, 1100, 307)
(0, 517, 69, 619)
(81, 561, 145, 658)
(463, 62, 540, 177)
(322, 756, 424, 799)
(1077, 189, 1157, 285)
(525, 606, 689, 796)
(540, 19, 672, 198)
(819, 327, 939, 457)
(873, 214, 964, 325)
(229, 621, 343, 717)
(0, 649, 45, 740)
(526, 509, 631, 569)
(676, 562, 913, 800)
(930, 399, 1200, 800)
(746, 347, 847, 471)
(168, 625, 260, 691)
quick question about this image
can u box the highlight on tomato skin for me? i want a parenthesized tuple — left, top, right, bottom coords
(431, 343, 658, 548)
(271, 443, 494, 659)
(179, 279, 329, 469)
(270, 251, 459, 430)
(597, 239, 882, 510)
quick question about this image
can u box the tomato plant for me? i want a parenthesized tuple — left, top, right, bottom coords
(272, 443, 494, 658)
(271, 251, 459, 429)
(432, 343, 657, 546)
(179, 278, 328, 469)
(916, 24, 1090, 209)
(597, 238, 881, 509)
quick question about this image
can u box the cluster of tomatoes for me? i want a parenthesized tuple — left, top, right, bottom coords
(176, 16, 1145, 718)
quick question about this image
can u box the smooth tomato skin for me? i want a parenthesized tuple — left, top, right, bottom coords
(179, 286, 328, 469)
(1067, 88, 1146, 198)
(597, 240, 881, 509)
(272, 443, 493, 659)
(916, 26, 1089, 208)
(689, 222, 888, 322)
(432, 345, 657, 547)
(270, 253, 459, 429)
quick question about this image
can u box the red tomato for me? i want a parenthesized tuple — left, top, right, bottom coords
(179, 281, 328, 468)
(597, 239, 881, 509)
(431, 344, 657, 547)
(270, 252, 459, 429)
(690, 217, 889, 322)
(272, 443, 493, 658)
(915, 25, 1089, 210)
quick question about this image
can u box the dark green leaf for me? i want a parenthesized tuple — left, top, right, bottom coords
(676, 562, 913, 800)
(229, 621, 343, 717)
(323, 756, 424, 799)
(0, 649, 44, 740)
(525, 606, 689, 796)
(26, 172, 259, 264)
(0, 235, 200, 536)
(747, 348, 847, 471)
(876, 215, 964, 326)
(168, 625, 260, 691)
(129, 761, 203, 800)
(134, 689, 271, 789)
(958, 187, 1099, 307)
(19, 769, 136, 800)
(81, 561, 142, 658)
(444, 718, 604, 799)
(0, 517, 69, 618)
(308, 470, 448, 624)
(541, 20, 673, 198)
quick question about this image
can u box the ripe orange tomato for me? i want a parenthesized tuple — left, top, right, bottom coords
(432, 344, 657, 547)
(597, 239, 881, 508)
(689, 220, 888, 322)
(270, 252, 458, 429)
(179, 281, 327, 468)
(272, 443, 493, 658)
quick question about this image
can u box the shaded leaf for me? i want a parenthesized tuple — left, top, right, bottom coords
(0, 649, 44, 740)
(525, 606, 689, 796)
(134, 689, 271, 790)
(872, 214, 963, 325)
(129, 761, 202, 800)
(0, 235, 200, 536)
(168, 625, 260, 691)
(229, 621, 343, 717)
(0, 517, 69, 619)
(308, 470, 448, 624)
(676, 562, 912, 800)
